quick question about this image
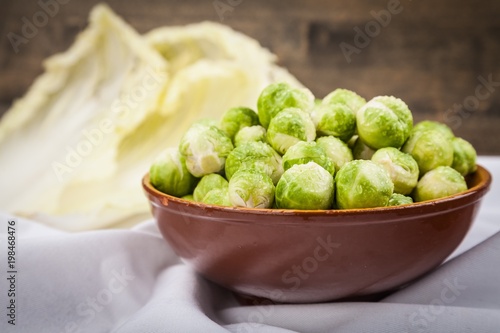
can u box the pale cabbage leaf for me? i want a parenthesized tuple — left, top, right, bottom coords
(0, 4, 302, 231)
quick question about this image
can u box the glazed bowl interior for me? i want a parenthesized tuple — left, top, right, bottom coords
(143, 165, 491, 303)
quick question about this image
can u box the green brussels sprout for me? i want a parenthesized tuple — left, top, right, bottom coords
(413, 120, 454, 140)
(234, 125, 267, 147)
(335, 160, 394, 209)
(275, 162, 334, 210)
(371, 147, 419, 195)
(225, 141, 283, 184)
(193, 173, 229, 202)
(220, 107, 260, 141)
(266, 108, 316, 155)
(451, 137, 477, 176)
(282, 141, 335, 175)
(179, 122, 234, 177)
(413, 166, 468, 202)
(352, 137, 376, 160)
(149, 148, 198, 197)
(402, 128, 454, 177)
(257, 82, 315, 128)
(356, 96, 413, 149)
(182, 194, 194, 201)
(322, 88, 366, 114)
(228, 170, 275, 208)
(316, 136, 353, 172)
(388, 193, 413, 206)
(201, 187, 231, 206)
(311, 103, 356, 142)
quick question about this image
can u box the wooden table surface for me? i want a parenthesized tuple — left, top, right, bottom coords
(1, 0, 499, 154)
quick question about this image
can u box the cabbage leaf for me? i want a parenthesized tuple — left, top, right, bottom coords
(0, 4, 302, 231)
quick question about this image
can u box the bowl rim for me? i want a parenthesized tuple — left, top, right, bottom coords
(142, 164, 492, 223)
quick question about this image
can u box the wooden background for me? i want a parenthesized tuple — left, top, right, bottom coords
(1, 0, 499, 154)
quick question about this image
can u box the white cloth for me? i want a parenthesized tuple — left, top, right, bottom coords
(1, 157, 499, 333)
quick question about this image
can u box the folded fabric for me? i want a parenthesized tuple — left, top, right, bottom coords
(0, 157, 498, 333)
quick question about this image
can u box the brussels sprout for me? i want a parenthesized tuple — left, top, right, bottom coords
(179, 122, 234, 177)
(266, 108, 316, 155)
(149, 148, 198, 197)
(182, 194, 194, 201)
(335, 160, 394, 209)
(257, 82, 315, 128)
(413, 120, 454, 140)
(371, 147, 419, 195)
(193, 174, 231, 206)
(201, 187, 231, 206)
(451, 137, 477, 176)
(282, 141, 335, 175)
(316, 136, 353, 172)
(225, 141, 283, 184)
(234, 125, 267, 147)
(220, 107, 260, 141)
(322, 88, 366, 114)
(193, 173, 229, 202)
(402, 128, 453, 177)
(356, 96, 413, 149)
(388, 193, 413, 206)
(352, 137, 376, 160)
(275, 162, 334, 210)
(228, 170, 275, 208)
(311, 103, 356, 142)
(413, 166, 467, 202)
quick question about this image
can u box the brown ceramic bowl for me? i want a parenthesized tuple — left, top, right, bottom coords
(142, 165, 491, 303)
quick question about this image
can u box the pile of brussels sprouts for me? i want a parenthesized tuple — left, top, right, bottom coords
(149, 82, 477, 210)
